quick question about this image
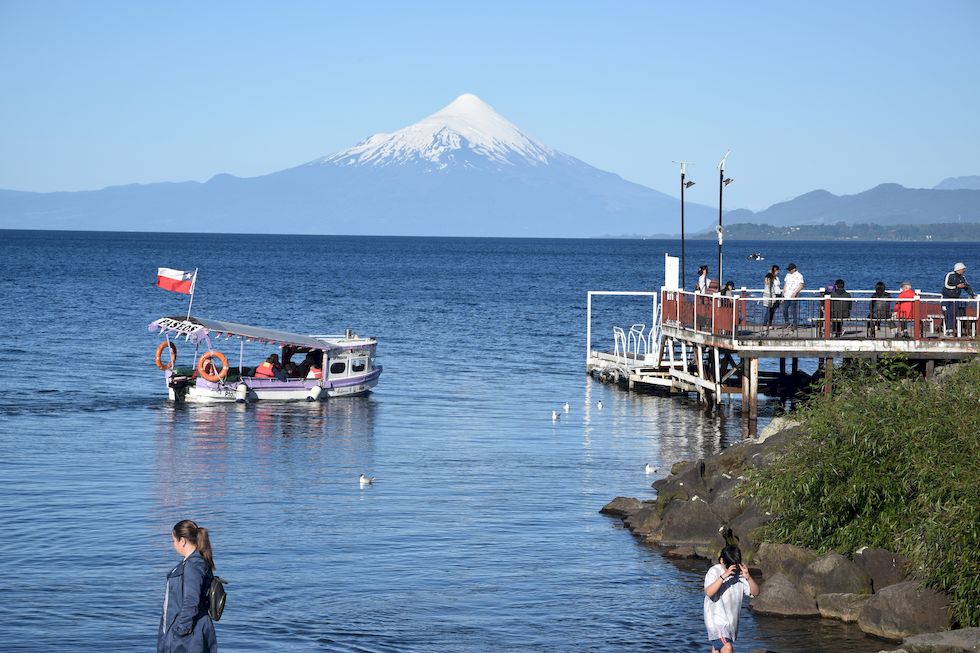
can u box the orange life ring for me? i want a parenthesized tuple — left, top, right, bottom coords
(197, 351, 229, 382)
(155, 341, 177, 370)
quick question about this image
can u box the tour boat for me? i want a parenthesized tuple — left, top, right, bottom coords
(148, 315, 382, 403)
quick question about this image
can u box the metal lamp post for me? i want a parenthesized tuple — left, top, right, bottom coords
(673, 161, 695, 288)
(717, 150, 733, 289)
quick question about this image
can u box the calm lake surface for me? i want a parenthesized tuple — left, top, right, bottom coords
(1, 230, 974, 652)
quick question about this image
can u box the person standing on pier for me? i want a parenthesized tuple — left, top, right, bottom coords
(696, 265, 710, 293)
(781, 263, 805, 328)
(762, 265, 781, 329)
(895, 281, 916, 337)
(942, 263, 976, 335)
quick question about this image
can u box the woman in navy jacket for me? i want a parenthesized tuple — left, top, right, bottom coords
(158, 520, 218, 653)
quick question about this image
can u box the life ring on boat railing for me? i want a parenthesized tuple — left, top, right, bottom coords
(155, 341, 177, 370)
(197, 351, 229, 382)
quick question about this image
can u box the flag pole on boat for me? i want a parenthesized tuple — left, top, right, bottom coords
(186, 268, 199, 320)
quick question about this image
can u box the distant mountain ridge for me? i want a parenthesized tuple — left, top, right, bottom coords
(0, 94, 717, 237)
(726, 183, 980, 227)
(934, 176, 980, 191)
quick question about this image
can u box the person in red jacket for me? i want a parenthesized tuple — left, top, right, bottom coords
(894, 281, 916, 337)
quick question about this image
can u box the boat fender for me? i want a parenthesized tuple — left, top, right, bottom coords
(307, 385, 323, 402)
(155, 341, 177, 370)
(197, 351, 229, 382)
(235, 383, 248, 403)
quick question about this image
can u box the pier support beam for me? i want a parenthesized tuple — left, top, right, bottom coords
(749, 357, 759, 421)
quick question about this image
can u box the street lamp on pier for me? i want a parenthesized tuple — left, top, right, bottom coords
(673, 161, 695, 288)
(717, 150, 733, 288)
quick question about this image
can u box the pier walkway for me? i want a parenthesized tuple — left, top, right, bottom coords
(586, 288, 979, 424)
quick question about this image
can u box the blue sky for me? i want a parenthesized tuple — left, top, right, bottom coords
(1, 1, 977, 210)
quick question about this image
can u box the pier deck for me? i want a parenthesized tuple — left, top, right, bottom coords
(587, 288, 979, 424)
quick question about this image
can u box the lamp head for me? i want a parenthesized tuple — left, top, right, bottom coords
(685, 181, 696, 188)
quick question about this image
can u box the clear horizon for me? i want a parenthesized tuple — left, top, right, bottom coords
(1, 1, 978, 211)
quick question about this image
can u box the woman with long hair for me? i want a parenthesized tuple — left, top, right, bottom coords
(762, 265, 781, 329)
(159, 520, 217, 653)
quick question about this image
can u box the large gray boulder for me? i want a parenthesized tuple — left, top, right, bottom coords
(754, 542, 820, 580)
(650, 496, 724, 548)
(853, 547, 910, 592)
(727, 503, 776, 562)
(858, 581, 952, 641)
(623, 505, 662, 535)
(756, 416, 801, 444)
(652, 459, 707, 503)
(800, 552, 873, 597)
(817, 592, 872, 622)
(600, 496, 643, 517)
(750, 571, 820, 616)
(901, 627, 980, 652)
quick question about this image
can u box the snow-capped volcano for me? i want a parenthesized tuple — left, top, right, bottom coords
(0, 93, 721, 236)
(314, 93, 559, 170)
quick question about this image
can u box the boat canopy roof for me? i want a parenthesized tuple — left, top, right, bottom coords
(149, 315, 338, 350)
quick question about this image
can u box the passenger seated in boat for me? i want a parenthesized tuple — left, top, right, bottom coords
(254, 354, 286, 380)
(297, 351, 324, 379)
(284, 362, 299, 378)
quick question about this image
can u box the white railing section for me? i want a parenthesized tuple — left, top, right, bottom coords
(586, 291, 660, 368)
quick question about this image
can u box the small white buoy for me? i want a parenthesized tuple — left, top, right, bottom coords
(359, 474, 374, 486)
(563, 402, 570, 413)
(552, 410, 560, 422)
(235, 384, 248, 403)
(307, 386, 323, 402)
(597, 400, 603, 410)
(644, 463, 657, 474)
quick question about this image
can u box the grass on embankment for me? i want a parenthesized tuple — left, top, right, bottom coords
(744, 358, 980, 628)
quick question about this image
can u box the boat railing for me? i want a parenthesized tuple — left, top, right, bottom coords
(661, 288, 980, 341)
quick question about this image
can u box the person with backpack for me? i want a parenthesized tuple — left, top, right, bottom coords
(159, 520, 218, 653)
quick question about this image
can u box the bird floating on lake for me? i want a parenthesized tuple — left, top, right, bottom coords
(563, 402, 570, 413)
(552, 410, 560, 422)
(597, 400, 603, 410)
(359, 474, 375, 486)
(645, 464, 657, 474)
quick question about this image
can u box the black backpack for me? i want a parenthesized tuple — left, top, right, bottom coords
(207, 576, 228, 621)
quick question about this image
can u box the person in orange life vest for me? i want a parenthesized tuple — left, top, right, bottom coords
(254, 354, 285, 380)
(304, 352, 324, 380)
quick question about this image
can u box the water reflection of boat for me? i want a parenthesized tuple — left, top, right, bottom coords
(747, 252, 765, 261)
(149, 316, 382, 403)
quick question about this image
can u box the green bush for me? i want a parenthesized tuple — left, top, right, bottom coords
(745, 358, 980, 627)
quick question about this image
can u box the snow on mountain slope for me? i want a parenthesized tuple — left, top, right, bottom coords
(313, 93, 560, 170)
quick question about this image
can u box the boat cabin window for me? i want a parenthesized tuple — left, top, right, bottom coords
(329, 361, 346, 375)
(351, 359, 366, 373)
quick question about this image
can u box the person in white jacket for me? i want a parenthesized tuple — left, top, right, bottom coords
(781, 263, 805, 327)
(703, 545, 759, 653)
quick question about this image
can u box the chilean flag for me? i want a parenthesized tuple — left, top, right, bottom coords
(156, 268, 196, 294)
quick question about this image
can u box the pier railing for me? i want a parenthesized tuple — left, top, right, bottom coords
(661, 289, 980, 342)
(587, 291, 660, 369)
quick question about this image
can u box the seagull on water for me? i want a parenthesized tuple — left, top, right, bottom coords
(645, 464, 657, 474)
(563, 402, 570, 413)
(552, 410, 560, 422)
(597, 400, 603, 410)
(359, 474, 375, 486)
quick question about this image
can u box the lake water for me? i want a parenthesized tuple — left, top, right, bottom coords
(1, 230, 973, 652)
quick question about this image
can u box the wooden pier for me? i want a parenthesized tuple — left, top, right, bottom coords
(587, 288, 979, 426)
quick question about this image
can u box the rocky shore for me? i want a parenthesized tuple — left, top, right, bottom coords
(601, 417, 980, 653)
